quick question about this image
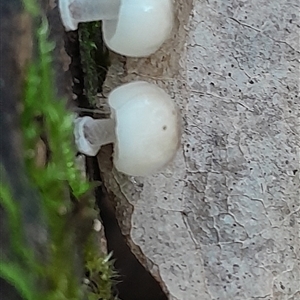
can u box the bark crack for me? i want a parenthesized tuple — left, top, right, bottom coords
(228, 17, 300, 53)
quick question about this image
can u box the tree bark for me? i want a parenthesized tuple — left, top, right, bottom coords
(98, 0, 300, 299)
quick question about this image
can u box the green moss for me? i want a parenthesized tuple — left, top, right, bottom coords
(84, 235, 118, 300)
(79, 22, 110, 106)
(0, 1, 115, 299)
(0, 177, 38, 299)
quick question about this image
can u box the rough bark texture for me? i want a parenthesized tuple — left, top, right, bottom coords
(98, 0, 300, 299)
(0, 0, 85, 297)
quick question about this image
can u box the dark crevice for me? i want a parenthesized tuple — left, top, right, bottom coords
(87, 157, 168, 300)
(64, 30, 90, 110)
(65, 28, 168, 300)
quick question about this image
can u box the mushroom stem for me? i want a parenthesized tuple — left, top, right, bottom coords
(84, 117, 116, 146)
(59, 0, 121, 30)
(74, 116, 116, 156)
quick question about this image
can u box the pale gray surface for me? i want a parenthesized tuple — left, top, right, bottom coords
(99, 0, 300, 299)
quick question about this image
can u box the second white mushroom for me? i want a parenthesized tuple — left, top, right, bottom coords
(74, 81, 181, 176)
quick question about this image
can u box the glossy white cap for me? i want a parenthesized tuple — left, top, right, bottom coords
(109, 81, 180, 176)
(103, 0, 173, 57)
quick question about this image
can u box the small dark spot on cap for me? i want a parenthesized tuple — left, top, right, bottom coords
(163, 125, 167, 130)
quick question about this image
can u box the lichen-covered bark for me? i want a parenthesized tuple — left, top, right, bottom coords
(99, 0, 300, 299)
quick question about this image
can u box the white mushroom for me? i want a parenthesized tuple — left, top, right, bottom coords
(59, 0, 173, 57)
(74, 81, 181, 176)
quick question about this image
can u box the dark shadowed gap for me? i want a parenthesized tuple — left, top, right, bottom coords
(87, 157, 168, 300)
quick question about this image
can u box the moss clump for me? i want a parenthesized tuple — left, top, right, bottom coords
(83, 236, 118, 300)
(0, 177, 38, 300)
(0, 1, 115, 299)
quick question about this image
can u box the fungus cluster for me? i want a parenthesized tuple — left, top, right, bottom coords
(60, 1, 181, 176)
(74, 82, 181, 176)
(59, 0, 173, 57)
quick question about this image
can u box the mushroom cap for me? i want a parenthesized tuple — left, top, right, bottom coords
(102, 0, 173, 57)
(109, 81, 180, 176)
